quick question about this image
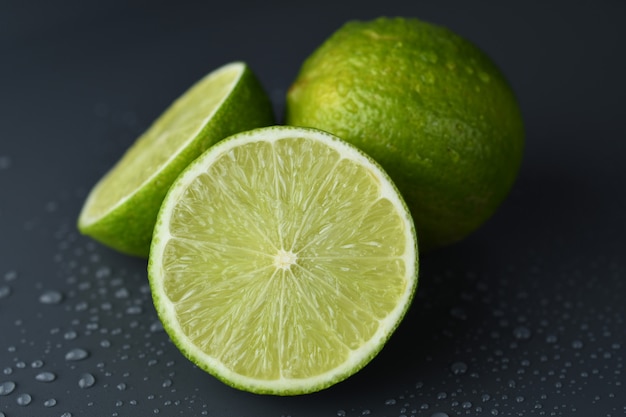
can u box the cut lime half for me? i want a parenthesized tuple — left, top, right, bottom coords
(148, 126, 418, 395)
(78, 61, 274, 257)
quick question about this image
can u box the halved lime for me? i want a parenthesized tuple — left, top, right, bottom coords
(148, 126, 418, 395)
(78, 62, 274, 257)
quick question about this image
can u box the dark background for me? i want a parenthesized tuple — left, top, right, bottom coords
(1, 1, 625, 416)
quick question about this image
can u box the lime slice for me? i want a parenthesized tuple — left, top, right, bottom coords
(148, 126, 418, 395)
(78, 62, 275, 257)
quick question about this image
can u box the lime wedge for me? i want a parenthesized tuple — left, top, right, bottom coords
(78, 62, 274, 257)
(148, 126, 418, 395)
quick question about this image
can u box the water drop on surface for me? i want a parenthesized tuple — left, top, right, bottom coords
(4, 270, 17, 281)
(64, 330, 78, 340)
(451, 361, 468, 375)
(0, 285, 11, 299)
(0, 156, 11, 170)
(65, 348, 89, 361)
(16, 393, 32, 406)
(39, 290, 63, 304)
(44, 398, 57, 407)
(150, 321, 164, 333)
(126, 305, 143, 315)
(30, 360, 44, 368)
(513, 326, 532, 340)
(35, 371, 57, 382)
(78, 373, 96, 388)
(0, 381, 16, 395)
(430, 413, 450, 417)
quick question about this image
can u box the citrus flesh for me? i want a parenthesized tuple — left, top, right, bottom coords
(148, 126, 418, 395)
(286, 17, 525, 250)
(78, 62, 274, 257)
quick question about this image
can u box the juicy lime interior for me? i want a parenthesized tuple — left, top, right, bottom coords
(151, 128, 417, 394)
(83, 65, 241, 222)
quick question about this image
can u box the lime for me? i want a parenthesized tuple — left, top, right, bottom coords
(78, 62, 275, 257)
(148, 126, 418, 395)
(286, 17, 525, 250)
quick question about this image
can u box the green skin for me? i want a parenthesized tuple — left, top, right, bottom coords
(286, 17, 525, 250)
(79, 65, 275, 257)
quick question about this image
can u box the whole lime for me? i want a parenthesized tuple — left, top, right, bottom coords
(286, 17, 524, 250)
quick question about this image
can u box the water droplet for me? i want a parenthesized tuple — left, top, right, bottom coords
(162, 379, 172, 388)
(430, 413, 450, 417)
(30, 360, 44, 368)
(35, 371, 57, 382)
(478, 71, 491, 83)
(513, 326, 532, 340)
(384, 398, 397, 405)
(572, 340, 584, 349)
(115, 288, 129, 298)
(150, 321, 164, 333)
(65, 348, 89, 361)
(4, 270, 17, 281)
(78, 373, 96, 388)
(61, 412, 72, 417)
(0, 285, 11, 299)
(0, 156, 11, 170)
(39, 290, 63, 304)
(44, 398, 57, 407)
(117, 382, 127, 391)
(16, 393, 32, 406)
(0, 381, 16, 395)
(64, 330, 78, 340)
(126, 305, 143, 315)
(451, 361, 468, 375)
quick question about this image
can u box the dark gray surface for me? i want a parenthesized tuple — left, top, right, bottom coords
(1, 1, 625, 416)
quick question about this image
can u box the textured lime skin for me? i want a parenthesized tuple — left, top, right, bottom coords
(286, 17, 525, 249)
(78, 63, 275, 257)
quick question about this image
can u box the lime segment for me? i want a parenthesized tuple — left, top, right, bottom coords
(78, 62, 274, 257)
